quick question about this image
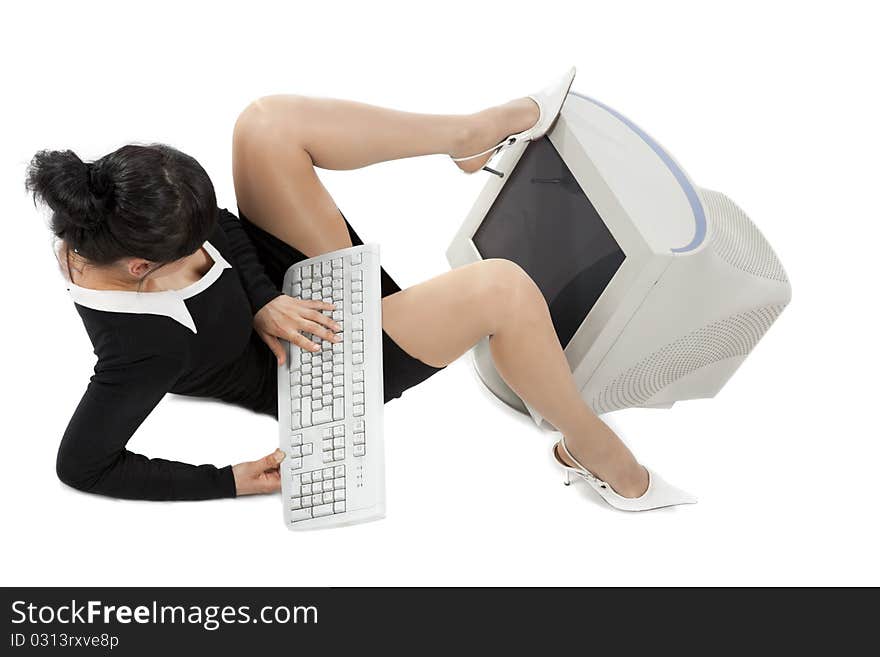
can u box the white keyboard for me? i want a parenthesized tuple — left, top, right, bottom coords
(278, 244, 385, 530)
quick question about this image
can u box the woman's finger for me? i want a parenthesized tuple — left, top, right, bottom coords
(305, 309, 341, 332)
(300, 319, 339, 343)
(260, 332, 287, 366)
(301, 299, 336, 312)
(260, 449, 285, 471)
(290, 331, 320, 353)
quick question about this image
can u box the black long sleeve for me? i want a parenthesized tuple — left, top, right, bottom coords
(56, 346, 237, 501)
(217, 207, 283, 314)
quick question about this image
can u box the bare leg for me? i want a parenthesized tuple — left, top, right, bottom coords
(232, 95, 538, 256)
(382, 260, 648, 497)
(231, 95, 647, 497)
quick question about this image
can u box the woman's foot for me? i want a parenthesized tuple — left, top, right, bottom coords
(450, 98, 540, 173)
(554, 441, 650, 498)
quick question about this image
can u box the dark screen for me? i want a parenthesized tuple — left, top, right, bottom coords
(472, 137, 625, 348)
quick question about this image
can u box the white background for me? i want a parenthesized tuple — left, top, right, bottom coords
(2, 1, 878, 586)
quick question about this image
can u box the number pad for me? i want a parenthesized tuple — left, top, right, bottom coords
(289, 465, 346, 522)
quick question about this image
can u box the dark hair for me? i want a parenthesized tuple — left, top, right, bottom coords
(25, 143, 217, 280)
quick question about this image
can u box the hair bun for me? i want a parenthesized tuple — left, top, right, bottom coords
(86, 162, 114, 201)
(25, 150, 112, 231)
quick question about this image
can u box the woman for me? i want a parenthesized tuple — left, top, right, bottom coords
(27, 70, 695, 512)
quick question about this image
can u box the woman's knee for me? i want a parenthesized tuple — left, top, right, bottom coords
(472, 259, 544, 326)
(234, 94, 311, 150)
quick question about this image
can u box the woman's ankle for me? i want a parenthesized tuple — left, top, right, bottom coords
(558, 438, 648, 498)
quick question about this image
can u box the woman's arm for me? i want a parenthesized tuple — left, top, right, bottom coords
(56, 351, 236, 501)
(216, 207, 283, 315)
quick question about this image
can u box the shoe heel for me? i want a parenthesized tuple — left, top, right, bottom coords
(563, 470, 571, 486)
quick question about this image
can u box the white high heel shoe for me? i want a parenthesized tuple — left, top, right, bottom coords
(450, 66, 577, 168)
(552, 438, 697, 512)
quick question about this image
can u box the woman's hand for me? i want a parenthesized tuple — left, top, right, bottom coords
(254, 294, 341, 365)
(233, 449, 286, 496)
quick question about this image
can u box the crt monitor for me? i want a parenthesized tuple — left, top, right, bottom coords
(446, 91, 791, 427)
(472, 137, 624, 350)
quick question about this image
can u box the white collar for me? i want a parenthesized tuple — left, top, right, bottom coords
(66, 240, 232, 334)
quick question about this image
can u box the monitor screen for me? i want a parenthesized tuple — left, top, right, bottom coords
(472, 137, 625, 349)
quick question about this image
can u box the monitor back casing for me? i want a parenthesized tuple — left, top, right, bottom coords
(446, 92, 791, 426)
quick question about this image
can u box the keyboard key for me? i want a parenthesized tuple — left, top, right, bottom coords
(312, 470, 323, 482)
(301, 484, 312, 496)
(353, 371, 364, 383)
(291, 433, 303, 445)
(322, 480, 334, 493)
(352, 331, 364, 342)
(302, 443, 313, 456)
(353, 353, 364, 364)
(323, 467, 334, 478)
(352, 303, 363, 314)
(352, 281, 362, 292)
(333, 386, 344, 398)
(300, 496, 313, 508)
(301, 472, 312, 484)
(333, 375, 344, 387)
(313, 408, 332, 424)
(334, 489, 345, 502)
(351, 252, 362, 265)
(333, 448, 345, 461)
(291, 457, 303, 469)
(333, 398, 344, 420)
(322, 452, 333, 463)
(353, 382, 364, 394)
(334, 501, 346, 514)
(334, 465, 345, 477)
(323, 491, 334, 504)
(292, 412, 301, 429)
(333, 476, 345, 490)
(290, 497, 302, 509)
(332, 258, 342, 269)
(313, 503, 334, 518)
(354, 404, 364, 416)
(353, 393, 364, 406)
(352, 343, 363, 354)
(333, 425, 345, 437)
(290, 508, 312, 522)
(352, 292, 363, 303)
(352, 270, 363, 281)
(311, 494, 324, 507)
(323, 428, 333, 439)
(353, 432, 365, 445)
(333, 436, 344, 449)
(322, 438, 333, 451)
(353, 420, 365, 432)
(289, 445, 302, 457)
(353, 444, 365, 457)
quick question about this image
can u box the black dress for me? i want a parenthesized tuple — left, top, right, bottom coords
(59, 207, 443, 501)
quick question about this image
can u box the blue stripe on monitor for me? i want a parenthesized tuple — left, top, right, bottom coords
(569, 91, 706, 253)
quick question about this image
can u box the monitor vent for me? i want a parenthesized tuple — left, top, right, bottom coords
(700, 188, 788, 283)
(592, 304, 786, 414)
